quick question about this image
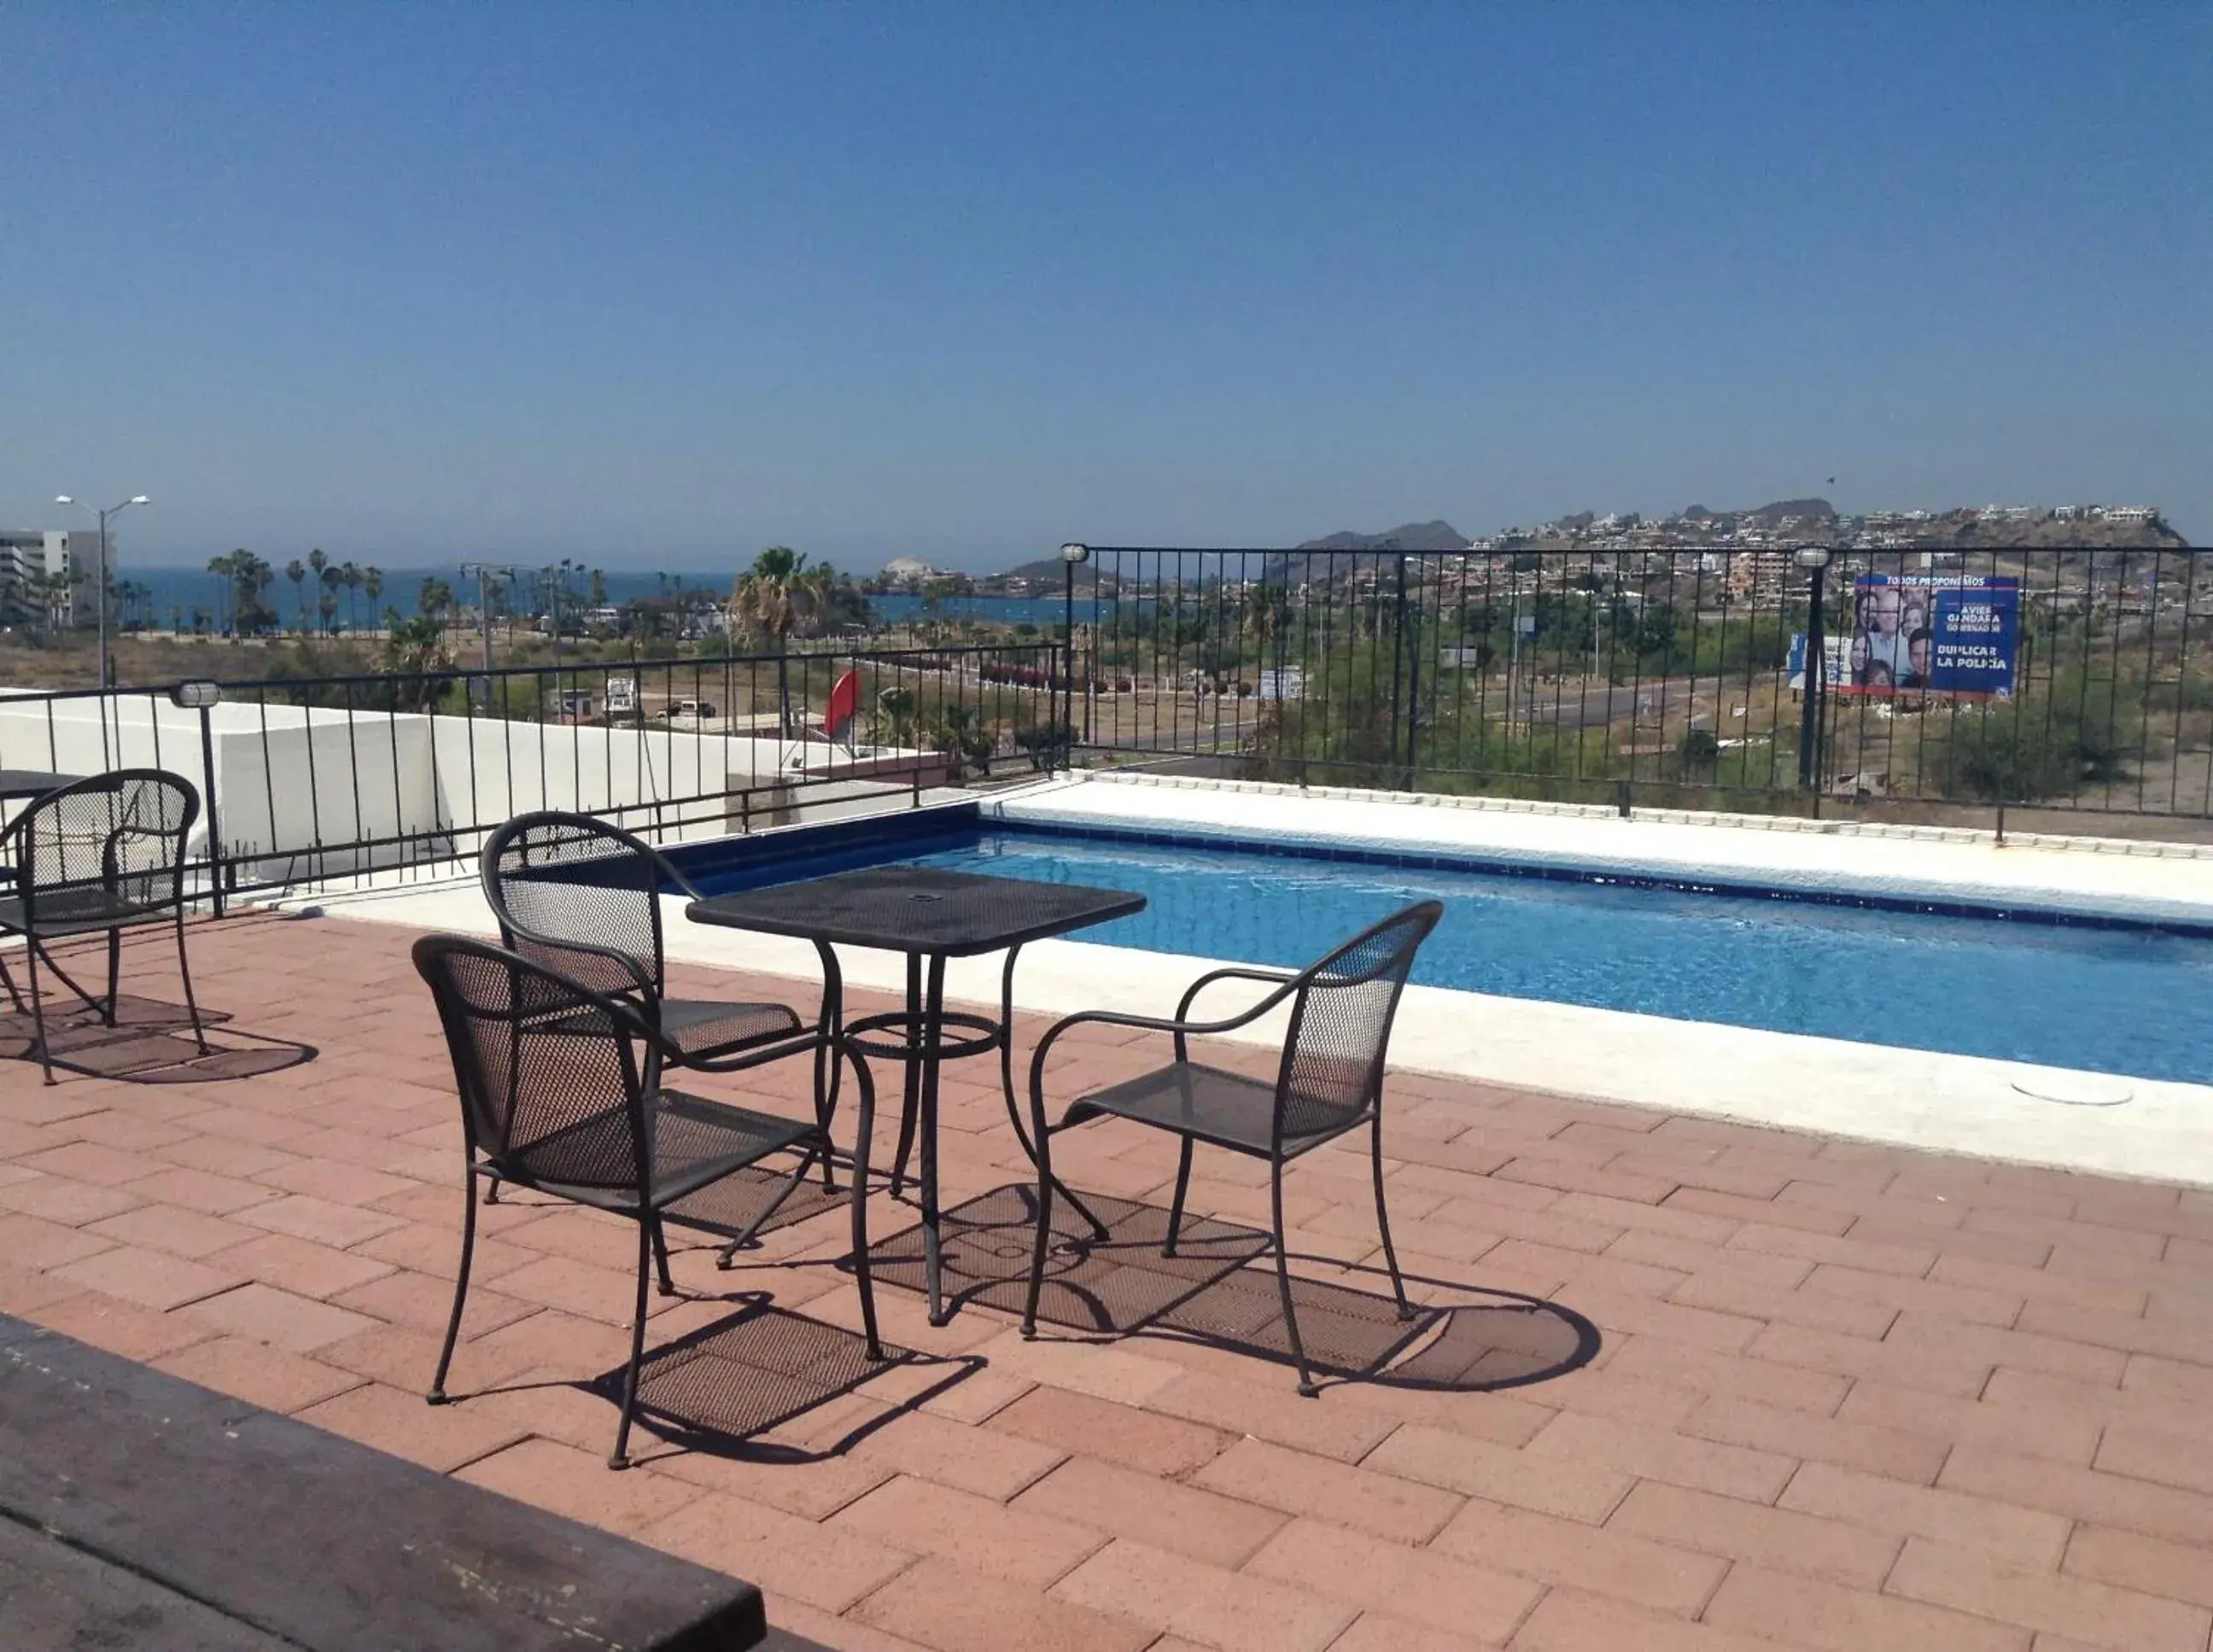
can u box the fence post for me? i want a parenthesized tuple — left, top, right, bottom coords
(196, 698, 225, 919)
(1390, 552, 1410, 789)
(1796, 550, 1831, 793)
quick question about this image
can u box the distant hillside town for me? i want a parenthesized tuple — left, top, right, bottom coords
(1471, 499, 2183, 554)
(918, 499, 2188, 598)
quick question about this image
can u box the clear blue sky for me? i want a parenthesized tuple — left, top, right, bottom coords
(4, 3, 2207, 571)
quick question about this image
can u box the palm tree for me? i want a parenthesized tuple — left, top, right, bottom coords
(364, 566, 383, 624)
(338, 562, 362, 631)
(307, 547, 330, 633)
(730, 546, 826, 735)
(286, 559, 307, 630)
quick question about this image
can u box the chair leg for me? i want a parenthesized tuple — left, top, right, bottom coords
(649, 1214, 675, 1296)
(1370, 1112, 1412, 1318)
(173, 911, 209, 1056)
(845, 1048, 884, 1361)
(428, 1170, 479, 1404)
(24, 931, 52, 1086)
(717, 1140, 825, 1265)
(812, 1035, 842, 1194)
(813, 943, 844, 1194)
(891, 952, 921, 1197)
(1270, 1159, 1317, 1397)
(610, 1220, 654, 1469)
(103, 928, 121, 1025)
(1163, 1138, 1194, 1258)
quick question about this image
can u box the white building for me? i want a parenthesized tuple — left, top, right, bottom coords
(0, 529, 94, 626)
(880, 557, 943, 587)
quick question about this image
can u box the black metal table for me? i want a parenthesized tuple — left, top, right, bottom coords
(0, 771, 84, 802)
(687, 867, 1145, 1342)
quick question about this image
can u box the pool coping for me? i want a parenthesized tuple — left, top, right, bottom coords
(991, 771, 2213, 931)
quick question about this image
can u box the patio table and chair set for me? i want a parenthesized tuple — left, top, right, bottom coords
(0, 766, 1444, 1472)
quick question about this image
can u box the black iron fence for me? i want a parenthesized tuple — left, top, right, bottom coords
(1067, 546, 2213, 825)
(0, 641, 1064, 906)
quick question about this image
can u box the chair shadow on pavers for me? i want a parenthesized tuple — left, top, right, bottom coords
(863, 1183, 1602, 1394)
(576, 1292, 984, 1464)
(0, 981, 317, 1083)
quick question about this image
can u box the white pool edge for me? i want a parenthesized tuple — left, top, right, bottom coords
(273, 846, 2213, 1192)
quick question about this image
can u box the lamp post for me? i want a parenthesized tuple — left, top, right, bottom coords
(1060, 543, 1089, 768)
(459, 562, 531, 698)
(55, 494, 149, 689)
(1796, 546, 1834, 791)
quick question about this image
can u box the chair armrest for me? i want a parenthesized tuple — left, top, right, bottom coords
(1025, 971, 1306, 1112)
(1174, 965, 1297, 1026)
(511, 972, 690, 1065)
(640, 842, 705, 903)
(675, 1025, 833, 1076)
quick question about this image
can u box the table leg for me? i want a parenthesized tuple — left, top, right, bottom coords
(811, 941, 844, 1194)
(891, 952, 924, 1197)
(997, 945, 1112, 1242)
(920, 952, 949, 1326)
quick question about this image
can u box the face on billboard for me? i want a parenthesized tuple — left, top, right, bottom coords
(1908, 630, 1932, 680)
(1869, 587, 1902, 636)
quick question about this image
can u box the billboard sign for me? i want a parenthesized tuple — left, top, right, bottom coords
(1840, 575, 2018, 697)
(1786, 633, 1849, 693)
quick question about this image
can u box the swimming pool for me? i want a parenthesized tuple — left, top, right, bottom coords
(692, 823, 2213, 1083)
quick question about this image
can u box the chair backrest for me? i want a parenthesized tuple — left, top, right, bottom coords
(9, 769, 198, 921)
(1275, 901, 1443, 1141)
(412, 933, 655, 1195)
(480, 811, 678, 998)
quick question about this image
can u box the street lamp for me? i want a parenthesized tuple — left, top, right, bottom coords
(458, 561, 533, 692)
(1060, 544, 1089, 765)
(1796, 546, 1834, 790)
(55, 493, 150, 689)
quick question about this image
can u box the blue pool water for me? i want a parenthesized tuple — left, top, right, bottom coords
(707, 826, 2213, 1083)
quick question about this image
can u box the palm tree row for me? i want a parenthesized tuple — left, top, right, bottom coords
(277, 551, 378, 633)
(206, 549, 385, 638)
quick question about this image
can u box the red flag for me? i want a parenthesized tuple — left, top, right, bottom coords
(823, 668, 861, 738)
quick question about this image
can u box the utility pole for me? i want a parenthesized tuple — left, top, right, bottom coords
(459, 562, 530, 706)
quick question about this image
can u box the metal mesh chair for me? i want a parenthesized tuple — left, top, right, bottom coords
(1021, 901, 1443, 1394)
(412, 934, 868, 1468)
(0, 769, 206, 1083)
(481, 811, 844, 1197)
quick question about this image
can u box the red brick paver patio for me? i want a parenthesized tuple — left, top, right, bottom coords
(4, 910, 2213, 1650)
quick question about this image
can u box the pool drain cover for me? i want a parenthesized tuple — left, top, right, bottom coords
(2010, 1074, 2134, 1107)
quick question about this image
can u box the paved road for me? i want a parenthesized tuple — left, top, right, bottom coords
(1518, 675, 1706, 728)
